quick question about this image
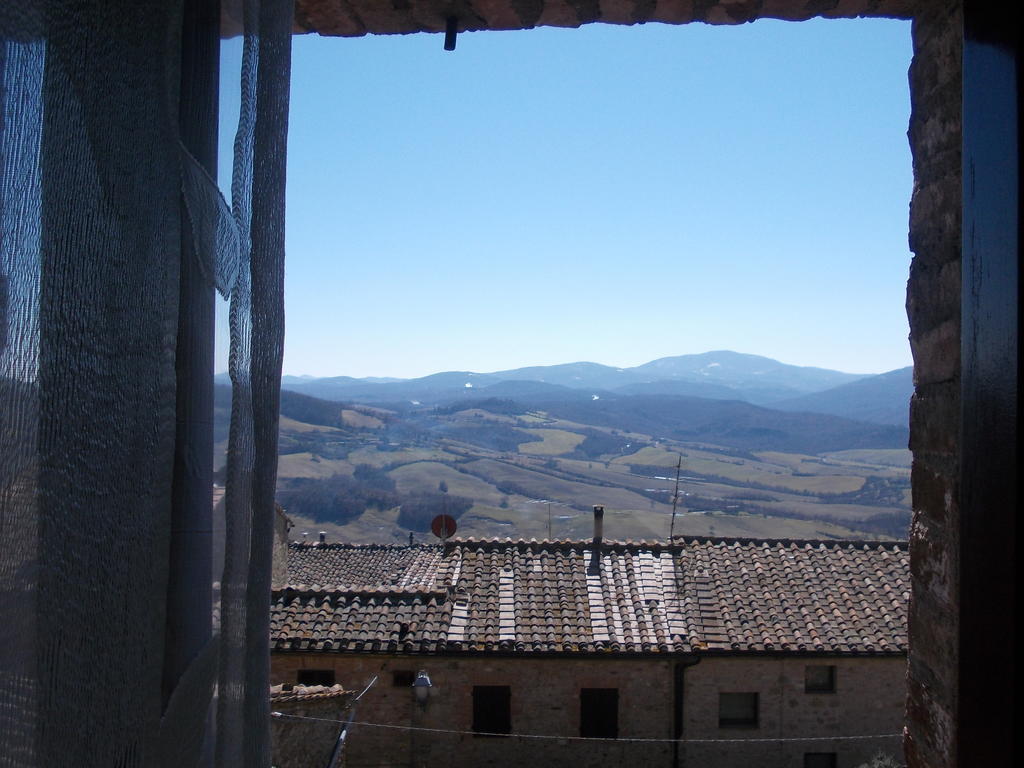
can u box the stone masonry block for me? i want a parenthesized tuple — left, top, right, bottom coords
(907, 257, 959, 338)
(909, 386, 959, 454)
(909, 320, 959, 385)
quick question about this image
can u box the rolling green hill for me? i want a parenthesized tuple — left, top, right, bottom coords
(214, 384, 911, 545)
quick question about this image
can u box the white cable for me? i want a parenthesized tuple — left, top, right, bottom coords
(270, 712, 900, 744)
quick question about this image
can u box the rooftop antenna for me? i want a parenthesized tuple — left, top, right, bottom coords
(668, 455, 682, 541)
(547, 501, 552, 540)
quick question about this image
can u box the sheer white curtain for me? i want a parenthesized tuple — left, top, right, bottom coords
(0, 2, 291, 766)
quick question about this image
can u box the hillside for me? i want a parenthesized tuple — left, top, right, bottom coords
(773, 366, 914, 425)
(214, 381, 911, 545)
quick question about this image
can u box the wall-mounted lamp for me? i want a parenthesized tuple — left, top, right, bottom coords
(412, 670, 433, 707)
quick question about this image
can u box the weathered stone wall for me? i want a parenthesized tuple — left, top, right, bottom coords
(272, 653, 905, 767)
(683, 656, 907, 768)
(272, 505, 293, 587)
(904, 3, 962, 768)
(271, 693, 352, 768)
(273, 654, 675, 767)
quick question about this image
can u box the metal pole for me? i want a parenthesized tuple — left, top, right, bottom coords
(668, 455, 682, 541)
(325, 676, 378, 768)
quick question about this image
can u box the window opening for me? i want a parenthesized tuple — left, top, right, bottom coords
(580, 688, 619, 739)
(222, 22, 915, 548)
(804, 753, 838, 768)
(805, 665, 837, 693)
(718, 692, 759, 728)
(472, 685, 511, 736)
(296, 669, 336, 686)
(392, 670, 415, 687)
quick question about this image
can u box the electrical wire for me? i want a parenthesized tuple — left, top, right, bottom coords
(270, 711, 900, 744)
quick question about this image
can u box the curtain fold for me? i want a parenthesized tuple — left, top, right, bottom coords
(0, 2, 292, 765)
(217, 1, 292, 766)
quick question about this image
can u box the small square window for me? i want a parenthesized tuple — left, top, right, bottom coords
(296, 669, 335, 686)
(805, 665, 837, 694)
(580, 688, 618, 739)
(472, 685, 511, 736)
(392, 670, 415, 687)
(718, 692, 758, 728)
(804, 753, 837, 768)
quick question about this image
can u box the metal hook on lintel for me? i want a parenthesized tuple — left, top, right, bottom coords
(444, 16, 458, 51)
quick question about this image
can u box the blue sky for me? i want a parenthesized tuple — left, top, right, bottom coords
(218, 18, 913, 379)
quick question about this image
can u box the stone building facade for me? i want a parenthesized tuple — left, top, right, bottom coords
(270, 684, 354, 768)
(270, 534, 909, 767)
(271, 653, 905, 768)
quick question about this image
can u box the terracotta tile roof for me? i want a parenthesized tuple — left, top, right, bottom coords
(270, 683, 353, 703)
(272, 537, 908, 656)
(285, 543, 446, 590)
(272, 589, 452, 653)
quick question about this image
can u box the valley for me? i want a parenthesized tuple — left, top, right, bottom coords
(214, 353, 912, 544)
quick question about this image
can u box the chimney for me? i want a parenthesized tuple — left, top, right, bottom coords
(588, 505, 604, 574)
(409, 532, 414, 546)
(318, 531, 326, 544)
(271, 504, 292, 587)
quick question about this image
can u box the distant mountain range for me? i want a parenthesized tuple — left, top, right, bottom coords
(773, 366, 913, 426)
(234, 351, 911, 427)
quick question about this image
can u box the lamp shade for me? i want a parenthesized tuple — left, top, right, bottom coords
(412, 670, 432, 704)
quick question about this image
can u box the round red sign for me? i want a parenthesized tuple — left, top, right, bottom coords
(430, 514, 457, 539)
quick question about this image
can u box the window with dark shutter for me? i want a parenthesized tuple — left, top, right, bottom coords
(392, 670, 415, 687)
(296, 669, 336, 686)
(718, 692, 759, 727)
(472, 685, 511, 736)
(580, 688, 619, 739)
(804, 753, 838, 768)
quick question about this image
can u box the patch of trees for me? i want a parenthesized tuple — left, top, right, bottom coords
(275, 430, 357, 459)
(353, 463, 395, 491)
(438, 424, 541, 453)
(277, 469, 399, 525)
(435, 398, 525, 416)
(688, 498, 910, 539)
(530, 394, 908, 454)
(276, 463, 478, 533)
(279, 389, 349, 428)
(572, 432, 636, 459)
(629, 463, 910, 505)
(828, 476, 909, 508)
(628, 464, 679, 480)
(397, 492, 474, 532)
(277, 433, 309, 456)
(861, 510, 912, 539)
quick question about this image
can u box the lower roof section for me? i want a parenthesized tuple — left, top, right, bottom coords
(272, 537, 909, 656)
